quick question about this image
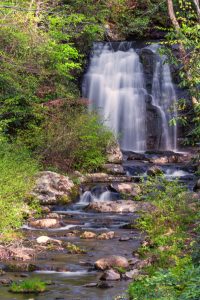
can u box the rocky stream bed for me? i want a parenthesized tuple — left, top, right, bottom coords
(0, 149, 199, 300)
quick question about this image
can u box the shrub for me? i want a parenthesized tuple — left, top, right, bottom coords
(129, 176, 200, 300)
(35, 104, 114, 172)
(0, 138, 39, 234)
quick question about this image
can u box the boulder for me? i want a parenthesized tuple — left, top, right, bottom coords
(83, 173, 132, 183)
(106, 143, 123, 164)
(194, 178, 200, 192)
(0, 246, 34, 261)
(29, 218, 62, 229)
(86, 200, 154, 213)
(124, 151, 147, 161)
(100, 269, 120, 281)
(95, 255, 129, 270)
(32, 171, 75, 205)
(36, 236, 62, 245)
(97, 231, 115, 240)
(111, 182, 141, 197)
(147, 166, 163, 176)
(80, 231, 97, 239)
(103, 164, 125, 175)
(125, 269, 139, 279)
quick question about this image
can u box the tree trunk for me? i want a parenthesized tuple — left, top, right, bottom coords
(193, 0, 200, 22)
(167, 0, 198, 106)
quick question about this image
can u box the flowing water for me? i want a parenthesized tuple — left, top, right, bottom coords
(83, 42, 178, 152)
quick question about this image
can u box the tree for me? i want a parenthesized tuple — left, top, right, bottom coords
(167, 0, 199, 106)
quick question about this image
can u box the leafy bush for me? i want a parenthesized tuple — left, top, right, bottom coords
(129, 263, 200, 300)
(129, 176, 200, 300)
(10, 278, 46, 294)
(34, 104, 114, 172)
(0, 139, 39, 234)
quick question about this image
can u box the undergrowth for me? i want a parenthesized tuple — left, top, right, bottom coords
(129, 176, 200, 300)
(0, 138, 39, 235)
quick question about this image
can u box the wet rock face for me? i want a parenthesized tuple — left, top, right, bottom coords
(146, 95, 163, 150)
(32, 171, 75, 205)
(29, 218, 62, 229)
(95, 255, 129, 270)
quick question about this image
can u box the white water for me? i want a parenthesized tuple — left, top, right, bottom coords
(79, 190, 113, 204)
(83, 42, 178, 152)
(83, 42, 146, 152)
(150, 45, 177, 151)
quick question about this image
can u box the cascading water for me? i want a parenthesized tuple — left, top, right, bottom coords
(83, 42, 178, 152)
(150, 45, 177, 151)
(83, 42, 147, 152)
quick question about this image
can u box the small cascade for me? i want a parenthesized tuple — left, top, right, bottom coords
(79, 191, 93, 204)
(83, 42, 178, 152)
(79, 187, 120, 205)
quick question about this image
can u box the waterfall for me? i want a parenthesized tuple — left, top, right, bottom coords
(150, 45, 177, 151)
(83, 42, 147, 152)
(83, 42, 178, 152)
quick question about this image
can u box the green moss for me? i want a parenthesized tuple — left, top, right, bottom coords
(10, 278, 47, 294)
(66, 242, 86, 254)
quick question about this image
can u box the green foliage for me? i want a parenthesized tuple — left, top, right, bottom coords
(129, 176, 200, 300)
(160, 0, 200, 145)
(129, 263, 200, 300)
(10, 278, 47, 294)
(66, 242, 86, 254)
(35, 104, 114, 172)
(0, 139, 39, 234)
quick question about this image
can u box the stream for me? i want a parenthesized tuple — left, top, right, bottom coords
(0, 151, 197, 300)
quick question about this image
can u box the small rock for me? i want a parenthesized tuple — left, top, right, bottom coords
(19, 273, 29, 278)
(103, 164, 125, 175)
(111, 183, 141, 197)
(0, 278, 12, 285)
(46, 213, 60, 219)
(119, 236, 130, 242)
(29, 218, 61, 229)
(97, 281, 113, 289)
(80, 231, 97, 239)
(83, 283, 97, 287)
(100, 269, 120, 281)
(147, 166, 163, 176)
(125, 269, 139, 279)
(128, 257, 141, 266)
(97, 231, 115, 240)
(36, 236, 62, 245)
(95, 255, 129, 270)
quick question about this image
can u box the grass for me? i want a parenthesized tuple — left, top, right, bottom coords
(128, 176, 200, 300)
(10, 278, 46, 294)
(0, 139, 39, 236)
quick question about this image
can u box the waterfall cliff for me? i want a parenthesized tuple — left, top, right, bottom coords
(83, 42, 178, 152)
